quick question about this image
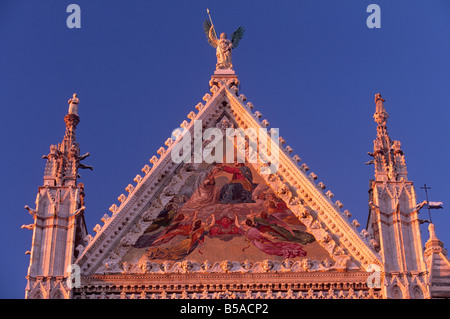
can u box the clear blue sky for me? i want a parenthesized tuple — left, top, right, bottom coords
(0, 0, 448, 298)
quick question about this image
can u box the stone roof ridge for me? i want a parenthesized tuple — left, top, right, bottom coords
(98, 257, 359, 275)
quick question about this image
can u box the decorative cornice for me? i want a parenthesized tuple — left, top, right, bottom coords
(75, 271, 381, 299)
(96, 258, 357, 276)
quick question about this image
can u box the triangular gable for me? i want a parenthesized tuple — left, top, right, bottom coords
(75, 73, 382, 275)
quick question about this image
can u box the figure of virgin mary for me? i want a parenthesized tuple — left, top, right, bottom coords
(216, 163, 257, 204)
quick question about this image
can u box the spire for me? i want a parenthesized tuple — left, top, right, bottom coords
(42, 94, 91, 187)
(425, 223, 447, 256)
(424, 223, 450, 298)
(367, 94, 428, 298)
(371, 93, 407, 181)
(24, 94, 90, 299)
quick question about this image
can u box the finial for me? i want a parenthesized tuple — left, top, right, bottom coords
(428, 223, 437, 240)
(375, 92, 385, 105)
(370, 93, 408, 182)
(68, 93, 80, 115)
(373, 93, 388, 126)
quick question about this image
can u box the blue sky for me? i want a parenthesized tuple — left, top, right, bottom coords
(0, 1, 448, 298)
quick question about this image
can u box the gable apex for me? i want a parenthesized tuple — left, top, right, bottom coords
(75, 71, 381, 277)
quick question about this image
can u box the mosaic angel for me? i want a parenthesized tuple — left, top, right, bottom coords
(234, 214, 307, 258)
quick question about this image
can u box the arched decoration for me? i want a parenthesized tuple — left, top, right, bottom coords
(390, 285, 403, 299)
(411, 286, 424, 299)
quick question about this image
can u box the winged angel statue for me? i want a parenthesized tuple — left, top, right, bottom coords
(203, 19, 245, 70)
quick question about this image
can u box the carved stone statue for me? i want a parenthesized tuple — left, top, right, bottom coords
(374, 93, 385, 113)
(68, 93, 79, 115)
(203, 20, 244, 70)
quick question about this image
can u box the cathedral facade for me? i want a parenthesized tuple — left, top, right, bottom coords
(23, 27, 450, 299)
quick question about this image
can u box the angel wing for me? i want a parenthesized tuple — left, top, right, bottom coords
(231, 26, 245, 48)
(203, 19, 218, 48)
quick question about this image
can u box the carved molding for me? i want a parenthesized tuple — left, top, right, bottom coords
(75, 271, 381, 299)
(26, 276, 71, 299)
(75, 288, 381, 300)
(96, 258, 359, 275)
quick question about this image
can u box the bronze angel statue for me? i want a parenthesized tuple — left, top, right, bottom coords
(203, 19, 245, 70)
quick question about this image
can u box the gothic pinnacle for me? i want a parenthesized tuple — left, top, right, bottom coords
(373, 93, 388, 126)
(370, 93, 408, 182)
